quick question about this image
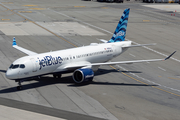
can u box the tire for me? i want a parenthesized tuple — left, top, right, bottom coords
(17, 86, 22, 90)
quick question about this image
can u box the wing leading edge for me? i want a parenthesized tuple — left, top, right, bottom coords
(12, 37, 38, 56)
(64, 51, 176, 69)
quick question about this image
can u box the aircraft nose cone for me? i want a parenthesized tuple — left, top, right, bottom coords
(6, 70, 15, 79)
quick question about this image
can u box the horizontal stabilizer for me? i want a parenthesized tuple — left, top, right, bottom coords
(99, 39, 108, 43)
(122, 43, 156, 48)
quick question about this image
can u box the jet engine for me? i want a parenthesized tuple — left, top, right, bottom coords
(73, 68, 94, 83)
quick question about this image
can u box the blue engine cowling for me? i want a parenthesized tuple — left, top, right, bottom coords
(73, 68, 94, 83)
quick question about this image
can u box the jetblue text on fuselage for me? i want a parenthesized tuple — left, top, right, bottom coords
(38, 55, 63, 70)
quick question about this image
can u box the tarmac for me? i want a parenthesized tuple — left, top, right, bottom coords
(0, 0, 180, 120)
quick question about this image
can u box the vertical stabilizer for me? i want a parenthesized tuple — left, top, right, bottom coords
(108, 8, 130, 43)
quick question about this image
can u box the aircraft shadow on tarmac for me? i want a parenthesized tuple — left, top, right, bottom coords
(0, 70, 7, 73)
(96, 68, 142, 76)
(0, 69, 157, 93)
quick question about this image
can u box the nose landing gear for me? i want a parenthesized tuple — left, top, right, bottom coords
(16, 80, 23, 90)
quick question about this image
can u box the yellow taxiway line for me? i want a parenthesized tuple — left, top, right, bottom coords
(1, 19, 10, 21)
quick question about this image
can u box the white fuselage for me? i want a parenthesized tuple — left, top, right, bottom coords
(6, 41, 131, 80)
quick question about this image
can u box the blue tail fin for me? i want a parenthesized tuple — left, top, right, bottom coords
(108, 8, 130, 43)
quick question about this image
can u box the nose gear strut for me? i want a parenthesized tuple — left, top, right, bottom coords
(16, 80, 23, 90)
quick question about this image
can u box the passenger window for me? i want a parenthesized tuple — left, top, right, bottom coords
(12, 64, 19, 69)
(20, 64, 25, 68)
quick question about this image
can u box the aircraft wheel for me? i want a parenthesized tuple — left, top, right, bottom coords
(53, 74, 61, 79)
(17, 86, 22, 90)
(57, 74, 61, 78)
(53, 74, 57, 78)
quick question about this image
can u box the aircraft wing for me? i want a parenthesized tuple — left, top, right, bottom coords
(63, 61, 91, 70)
(12, 37, 38, 56)
(64, 51, 176, 69)
(90, 59, 163, 66)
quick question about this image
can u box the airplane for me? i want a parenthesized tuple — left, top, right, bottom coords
(5, 8, 176, 90)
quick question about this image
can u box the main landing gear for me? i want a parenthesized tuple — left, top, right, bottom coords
(53, 73, 61, 79)
(16, 80, 23, 90)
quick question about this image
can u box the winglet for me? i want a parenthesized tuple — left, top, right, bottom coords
(164, 51, 176, 60)
(12, 37, 17, 46)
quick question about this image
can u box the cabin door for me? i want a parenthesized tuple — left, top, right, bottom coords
(30, 58, 38, 72)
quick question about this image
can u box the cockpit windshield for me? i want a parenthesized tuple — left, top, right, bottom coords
(9, 64, 13, 69)
(12, 64, 19, 69)
(20, 64, 25, 68)
(9, 64, 25, 69)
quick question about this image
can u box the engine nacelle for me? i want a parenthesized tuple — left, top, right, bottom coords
(73, 68, 94, 83)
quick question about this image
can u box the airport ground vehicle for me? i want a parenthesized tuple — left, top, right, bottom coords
(115, 0, 124, 3)
(143, 0, 179, 2)
(143, 0, 154, 3)
(106, 0, 114, 2)
(97, 0, 124, 2)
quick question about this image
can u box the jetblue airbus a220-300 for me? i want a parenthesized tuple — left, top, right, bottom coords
(6, 8, 176, 90)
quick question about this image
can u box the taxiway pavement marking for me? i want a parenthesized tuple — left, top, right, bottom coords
(19, 11, 32, 13)
(1, 19, 10, 21)
(1, 2, 13, 4)
(158, 67, 166, 71)
(152, 86, 180, 97)
(168, 77, 180, 80)
(0, 13, 15, 17)
(110, 65, 149, 85)
(22, 5, 38, 7)
(129, 53, 136, 57)
(74, 6, 86, 8)
(114, 64, 180, 96)
(142, 20, 150, 22)
(28, 8, 45, 10)
(0, 4, 77, 47)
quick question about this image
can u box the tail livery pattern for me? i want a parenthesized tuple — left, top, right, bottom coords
(108, 8, 130, 43)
